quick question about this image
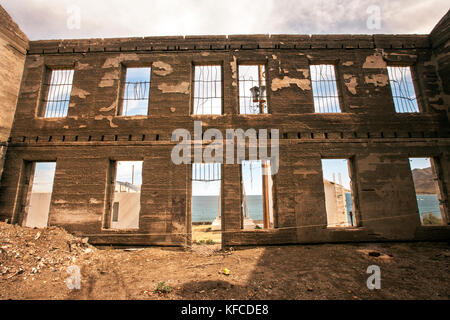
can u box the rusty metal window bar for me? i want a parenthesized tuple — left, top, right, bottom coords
(239, 65, 268, 114)
(193, 65, 222, 115)
(43, 69, 74, 118)
(387, 66, 419, 113)
(310, 64, 341, 113)
(121, 67, 151, 116)
(192, 163, 221, 182)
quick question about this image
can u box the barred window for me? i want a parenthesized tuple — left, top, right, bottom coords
(43, 69, 74, 118)
(310, 64, 341, 113)
(193, 65, 222, 115)
(387, 66, 419, 113)
(239, 65, 268, 114)
(120, 67, 151, 116)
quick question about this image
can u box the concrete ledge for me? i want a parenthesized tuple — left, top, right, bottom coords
(28, 34, 432, 54)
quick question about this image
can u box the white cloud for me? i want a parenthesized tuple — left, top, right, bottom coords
(0, 0, 448, 40)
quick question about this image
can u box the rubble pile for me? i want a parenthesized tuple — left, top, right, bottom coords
(0, 222, 95, 280)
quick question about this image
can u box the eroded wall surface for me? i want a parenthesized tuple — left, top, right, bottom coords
(0, 14, 449, 247)
(0, 6, 28, 183)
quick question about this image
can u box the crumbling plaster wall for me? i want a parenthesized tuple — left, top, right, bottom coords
(430, 10, 450, 122)
(0, 32, 449, 247)
(0, 6, 28, 183)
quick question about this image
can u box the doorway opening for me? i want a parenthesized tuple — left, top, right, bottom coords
(191, 163, 222, 244)
(240, 160, 274, 229)
(23, 162, 57, 228)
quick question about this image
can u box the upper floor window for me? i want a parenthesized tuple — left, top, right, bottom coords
(119, 67, 151, 116)
(42, 69, 74, 118)
(193, 65, 222, 115)
(239, 64, 268, 114)
(387, 66, 420, 113)
(310, 64, 342, 113)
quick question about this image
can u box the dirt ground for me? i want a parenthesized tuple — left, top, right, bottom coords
(192, 224, 222, 244)
(0, 222, 449, 300)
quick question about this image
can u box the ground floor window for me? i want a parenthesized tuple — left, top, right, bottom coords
(409, 157, 445, 225)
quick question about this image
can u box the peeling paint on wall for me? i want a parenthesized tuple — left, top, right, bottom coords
(230, 55, 237, 87)
(296, 69, 309, 78)
(344, 74, 358, 95)
(71, 87, 90, 98)
(342, 61, 354, 66)
(363, 53, 387, 69)
(102, 53, 139, 68)
(157, 81, 190, 94)
(99, 103, 116, 112)
(153, 61, 173, 76)
(271, 76, 311, 91)
(365, 74, 389, 87)
(99, 70, 119, 87)
(77, 62, 93, 70)
(94, 115, 118, 128)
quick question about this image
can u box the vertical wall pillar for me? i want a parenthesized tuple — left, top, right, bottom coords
(356, 154, 421, 239)
(221, 163, 241, 245)
(292, 156, 328, 242)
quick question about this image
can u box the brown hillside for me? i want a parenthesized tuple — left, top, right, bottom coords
(412, 167, 438, 194)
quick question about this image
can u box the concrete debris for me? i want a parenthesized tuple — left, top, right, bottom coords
(0, 222, 96, 279)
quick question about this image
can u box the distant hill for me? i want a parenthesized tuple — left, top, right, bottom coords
(412, 167, 437, 194)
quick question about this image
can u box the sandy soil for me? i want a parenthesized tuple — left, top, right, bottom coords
(192, 225, 221, 244)
(1, 222, 449, 300)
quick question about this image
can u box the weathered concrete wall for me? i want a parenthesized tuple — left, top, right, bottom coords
(0, 13, 449, 247)
(430, 9, 450, 122)
(0, 6, 28, 184)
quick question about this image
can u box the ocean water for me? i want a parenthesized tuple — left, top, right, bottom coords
(345, 192, 442, 222)
(193, 194, 442, 223)
(192, 195, 263, 222)
(416, 194, 442, 219)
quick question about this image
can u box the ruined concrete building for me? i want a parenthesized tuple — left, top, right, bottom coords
(0, 5, 449, 247)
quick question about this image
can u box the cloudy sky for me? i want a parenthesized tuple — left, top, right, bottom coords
(1, 0, 448, 40)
